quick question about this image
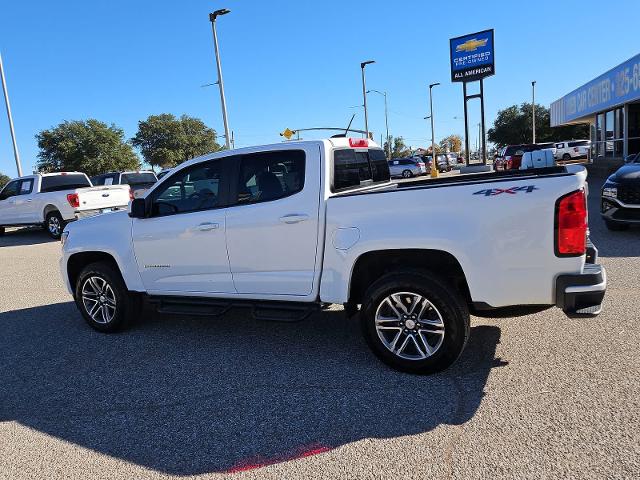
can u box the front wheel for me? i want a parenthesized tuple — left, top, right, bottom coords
(74, 261, 141, 332)
(562, 153, 572, 161)
(402, 169, 413, 178)
(360, 270, 470, 374)
(45, 211, 65, 239)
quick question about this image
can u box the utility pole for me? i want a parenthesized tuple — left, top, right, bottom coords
(209, 9, 231, 149)
(532, 80, 537, 144)
(429, 83, 441, 178)
(360, 60, 375, 139)
(0, 52, 22, 176)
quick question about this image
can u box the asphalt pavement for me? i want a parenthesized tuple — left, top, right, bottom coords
(0, 175, 638, 479)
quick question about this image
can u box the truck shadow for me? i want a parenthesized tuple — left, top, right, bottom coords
(0, 302, 505, 475)
(0, 227, 54, 247)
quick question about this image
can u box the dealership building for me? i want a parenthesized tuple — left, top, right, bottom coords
(551, 53, 640, 169)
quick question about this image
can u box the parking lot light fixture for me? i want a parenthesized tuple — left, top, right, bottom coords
(367, 89, 390, 159)
(209, 9, 232, 149)
(428, 83, 440, 178)
(360, 60, 375, 139)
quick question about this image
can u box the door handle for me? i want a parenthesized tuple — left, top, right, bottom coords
(279, 214, 309, 224)
(196, 222, 219, 231)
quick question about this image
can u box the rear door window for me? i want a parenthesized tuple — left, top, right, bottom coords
(236, 150, 305, 204)
(19, 179, 33, 194)
(568, 141, 589, 147)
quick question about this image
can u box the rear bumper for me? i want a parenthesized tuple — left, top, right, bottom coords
(555, 263, 606, 317)
(74, 206, 127, 220)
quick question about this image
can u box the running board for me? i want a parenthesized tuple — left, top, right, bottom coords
(147, 296, 319, 323)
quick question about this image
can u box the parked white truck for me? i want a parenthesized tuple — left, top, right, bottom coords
(0, 172, 130, 238)
(60, 138, 606, 374)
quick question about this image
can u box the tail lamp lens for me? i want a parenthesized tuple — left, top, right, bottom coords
(555, 189, 587, 256)
(66, 193, 80, 208)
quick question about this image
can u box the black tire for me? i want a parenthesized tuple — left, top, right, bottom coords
(402, 169, 413, 178)
(0, 226, 5, 236)
(605, 220, 629, 231)
(45, 211, 65, 239)
(74, 261, 141, 332)
(562, 153, 571, 161)
(360, 270, 470, 374)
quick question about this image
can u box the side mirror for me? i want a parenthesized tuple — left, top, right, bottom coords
(129, 198, 147, 218)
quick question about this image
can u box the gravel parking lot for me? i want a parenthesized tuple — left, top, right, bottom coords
(1, 175, 638, 480)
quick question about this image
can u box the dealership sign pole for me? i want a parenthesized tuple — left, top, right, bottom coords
(449, 29, 495, 166)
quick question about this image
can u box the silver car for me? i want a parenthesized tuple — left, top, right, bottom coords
(388, 157, 427, 178)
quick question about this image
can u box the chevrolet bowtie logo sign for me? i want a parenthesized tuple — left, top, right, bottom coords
(455, 38, 488, 53)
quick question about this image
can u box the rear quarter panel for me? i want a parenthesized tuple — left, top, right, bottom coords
(320, 169, 588, 307)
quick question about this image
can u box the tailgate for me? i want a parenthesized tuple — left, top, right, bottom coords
(76, 186, 130, 210)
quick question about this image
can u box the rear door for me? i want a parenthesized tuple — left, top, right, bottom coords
(225, 146, 320, 296)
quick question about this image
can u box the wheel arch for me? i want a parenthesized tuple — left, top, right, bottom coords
(67, 251, 125, 295)
(348, 249, 471, 306)
(43, 204, 59, 222)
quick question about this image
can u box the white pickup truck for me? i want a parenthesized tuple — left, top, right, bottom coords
(60, 138, 606, 374)
(0, 172, 130, 239)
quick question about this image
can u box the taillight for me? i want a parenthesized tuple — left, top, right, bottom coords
(349, 138, 368, 148)
(555, 189, 587, 256)
(129, 188, 134, 201)
(66, 193, 80, 208)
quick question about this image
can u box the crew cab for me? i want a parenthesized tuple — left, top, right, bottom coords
(601, 152, 640, 230)
(60, 138, 606, 374)
(91, 171, 158, 199)
(0, 172, 130, 238)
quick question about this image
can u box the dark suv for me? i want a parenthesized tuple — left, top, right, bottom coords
(601, 153, 640, 230)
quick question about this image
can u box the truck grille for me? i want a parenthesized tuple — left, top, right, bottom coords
(617, 185, 640, 205)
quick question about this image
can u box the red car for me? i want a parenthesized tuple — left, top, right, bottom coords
(500, 143, 555, 170)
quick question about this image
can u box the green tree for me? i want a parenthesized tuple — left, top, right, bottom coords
(131, 114, 222, 169)
(384, 136, 412, 159)
(439, 134, 463, 153)
(488, 103, 589, 147)
(0, 173, 10, 189)
(36, 120, 139, 177)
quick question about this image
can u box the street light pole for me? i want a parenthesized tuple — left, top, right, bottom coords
(367, 89, 390, 158)
(360, 60, 375, 139)
(209, 9, 231, 150)
(532, 80, 536, 144)
(0, 52, 22, 176)
(429, 82, 440, 178)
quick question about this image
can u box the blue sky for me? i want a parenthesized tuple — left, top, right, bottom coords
(1, 0, 639, 175)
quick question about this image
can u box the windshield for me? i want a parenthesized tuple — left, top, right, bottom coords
(121, 172, 157, 185)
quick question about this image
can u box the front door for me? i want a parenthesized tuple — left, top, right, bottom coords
(0, 180, 20, 224)
(225, 147, 321, 296)
(13, 178, 37, 223)
(132, 159, 235, 294)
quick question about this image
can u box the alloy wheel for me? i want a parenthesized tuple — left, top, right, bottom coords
(48, 216, 61, 236)
(81, 276, 117, 324)
(374, 291, 445, 360)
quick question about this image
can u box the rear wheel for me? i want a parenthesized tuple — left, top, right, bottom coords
(605, 220, 629, 231)
(562, 153, 571, 161)
(360, 270, 470, 374)
(402, 169, 413, 178)
(74, 261, 141, 332)
(45, 211, 65, 239)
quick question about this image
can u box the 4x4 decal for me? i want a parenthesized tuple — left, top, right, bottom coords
(473, 185, 539, 196)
